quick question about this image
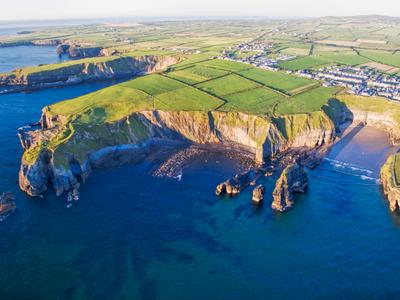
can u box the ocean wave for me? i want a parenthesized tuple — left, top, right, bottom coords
(324, 158, 374, 175)
(318, 158, 379, 184)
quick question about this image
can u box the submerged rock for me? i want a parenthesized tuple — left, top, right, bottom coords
(0, 192, 16, 220)
(252, 184, 265, 204)
(272, 163, 308, 212)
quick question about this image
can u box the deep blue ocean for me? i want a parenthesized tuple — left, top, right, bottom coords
(1, 45, 400, 299)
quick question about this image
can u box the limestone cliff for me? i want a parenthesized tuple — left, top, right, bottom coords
(380, 155, 400, 212)
(18, 96, 400, 202)
(18, 109, 336, 196)
(0, 55, 179, 94)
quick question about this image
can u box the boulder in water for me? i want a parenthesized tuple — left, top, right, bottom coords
(215, 171, 255, 196)
(252, 184, 265, 204)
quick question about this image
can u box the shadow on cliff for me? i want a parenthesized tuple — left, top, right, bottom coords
(322, 98, 366, 159)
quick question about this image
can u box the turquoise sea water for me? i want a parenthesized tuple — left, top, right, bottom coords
(1, 47, 400, 299)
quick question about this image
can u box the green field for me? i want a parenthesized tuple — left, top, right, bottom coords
(219, 87, 283, 114)
(154, 86, 223, 111)
(359, 51, 400, 68)
(279, 56, 330, 70)
(166, 65, 228, 84)
(48, 58, 339, 125)
(275, 86, 339, 114)
(238, 68, 316, 94)
(50, 86, 153, 124)
(317, 53, 370, 66)
(196, 74, 260, 96)
(120, 74, 186, 95)
(197, 59, 253, 72)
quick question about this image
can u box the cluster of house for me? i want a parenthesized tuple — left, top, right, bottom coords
(297, 66, 400, 101)
(219, 42, 296, 71)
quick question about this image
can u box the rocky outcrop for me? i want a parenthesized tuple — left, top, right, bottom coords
(0, 55, 180, 94)
(56, 44, 103, 59)
(380, 155, 400, 212)
(19, 109, 336, 197)
(272, 163, 308, 212)
(215, 171, 256, 196)
(252, 185, 265, 204)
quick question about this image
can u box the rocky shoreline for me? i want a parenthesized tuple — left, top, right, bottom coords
(16, 96, 400, 214)
(214, 147, 321, 212)
(18, 108, 339, 197)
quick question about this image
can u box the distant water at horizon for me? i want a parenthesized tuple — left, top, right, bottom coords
(1, 46, 400, 299)
(0, 45, 69, 73)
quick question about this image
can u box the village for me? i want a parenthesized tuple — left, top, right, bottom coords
(220, 41, 400, 102)
(297, 66, 400, 101)
(219, 41, 296, 71)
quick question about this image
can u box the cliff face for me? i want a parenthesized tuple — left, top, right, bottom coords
(380, 155, 400, 212)
(18, 97, 400, 201)
(18, 109, 336, 196)
(0, 55, 179, 93)
(56, 44, 103, 59)
(350, 110, 400, 144)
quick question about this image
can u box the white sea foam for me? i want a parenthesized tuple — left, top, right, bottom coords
(174, 172, 183, 181)
(322, 157, 379, 184)
(324, 158, 374, 175)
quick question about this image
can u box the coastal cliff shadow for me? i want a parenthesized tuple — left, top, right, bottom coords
(323, 98, 361, 160)
(328, 124, 365, 160)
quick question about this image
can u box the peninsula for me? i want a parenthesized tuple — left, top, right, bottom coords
(17, 57, 400, 212)
(0, 15, 396, 212)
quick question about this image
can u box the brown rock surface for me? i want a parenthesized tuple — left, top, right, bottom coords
(272, 163, 308, 212)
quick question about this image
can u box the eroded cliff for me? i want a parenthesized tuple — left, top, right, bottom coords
(19, 108, 336, 196)
(0, 55, 179, 93)
(380, 155, 400, 212)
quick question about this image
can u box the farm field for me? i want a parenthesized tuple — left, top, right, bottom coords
(154, 86, 224, 111)
(275, 86, 339, 115)
(238, 67, 317, 94)
(279, 56, 330, 70)
(166, 65, 228, 84)
(196, 74, 260, 96)
(358, 51, 400, 68)
(317, 52, 370, 66)
(120, 74, 186, 95)
(218, 87, 283, 114)
(47, 58, 338, 120)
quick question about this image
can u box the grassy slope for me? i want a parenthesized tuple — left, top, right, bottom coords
(49, 59, 338, 120)
(238, 68, 316, 94)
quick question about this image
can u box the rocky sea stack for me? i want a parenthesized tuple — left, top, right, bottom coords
(252, 184, 265, 204)
(272, 163, 308, 212)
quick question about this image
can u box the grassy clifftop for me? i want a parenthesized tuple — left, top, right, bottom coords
(23, 58, 397, 169)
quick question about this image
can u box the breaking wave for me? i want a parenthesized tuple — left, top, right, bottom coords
(322, 158, 379, 184)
